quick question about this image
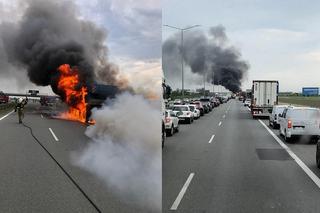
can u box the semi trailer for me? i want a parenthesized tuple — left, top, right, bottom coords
(251, 80, 279, 118)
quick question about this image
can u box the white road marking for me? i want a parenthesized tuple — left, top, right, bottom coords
(218, 121, 222, 126)
(49, 128, 59, 142)
(208, 134, 215, 143)
(259, 119, 320, 188)
(247, 107, 251, 111)
(170, 173, 195, 210)
(41, 114, 44, 118)
(223, 114, 226, 118)
(0, 110, 13, 121)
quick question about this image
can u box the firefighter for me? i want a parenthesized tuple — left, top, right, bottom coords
(15, 97, 28, 124)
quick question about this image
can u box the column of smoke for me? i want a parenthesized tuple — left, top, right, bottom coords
(0, 0, 161, 210)
(0, 0, 127, 93)
(163, 25, 249, 93)
(73, 93, 161, 211)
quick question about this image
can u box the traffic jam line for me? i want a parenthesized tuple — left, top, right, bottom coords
(49, 128, 59, 142)
(208, 134, 215, 143)
(170, 173, 195, 210)
(0, 110, 14, 121)
(259, 119, 320, 188)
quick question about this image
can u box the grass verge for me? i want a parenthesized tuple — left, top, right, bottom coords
(279, 96, 320, 108)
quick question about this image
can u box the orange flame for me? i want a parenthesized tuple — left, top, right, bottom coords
(57, 64, 87, 123)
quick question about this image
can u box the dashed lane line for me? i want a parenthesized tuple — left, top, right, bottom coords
(170, 173, 195, 210)
(49, 128, 59, 142)
(208, 134, 215, 143)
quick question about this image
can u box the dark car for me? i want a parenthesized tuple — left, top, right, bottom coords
(211, 97, 220, 107)
(200, 98, 212, 112)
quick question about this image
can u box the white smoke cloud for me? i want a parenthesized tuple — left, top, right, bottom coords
(112, 57, 162, 99)
(73, 93, 161, 212)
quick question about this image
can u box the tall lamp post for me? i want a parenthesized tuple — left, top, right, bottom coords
(163, 24, 200, 100)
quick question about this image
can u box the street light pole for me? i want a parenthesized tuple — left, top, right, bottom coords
(163, 24, 200, 100)
(212, 71, 214, 96)
(203, 69, 206, 97)
(181, 30, 184, 98)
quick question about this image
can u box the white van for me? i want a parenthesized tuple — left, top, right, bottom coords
(279, 106, 320, 142)
(269, 105, 288, 129)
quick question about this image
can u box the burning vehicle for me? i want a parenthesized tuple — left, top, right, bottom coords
(55, 64, 119, 123)
(0, 1, 124, 124)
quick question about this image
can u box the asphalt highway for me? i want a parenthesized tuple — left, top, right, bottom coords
(163, 99, 320, 213)
(0, 102, 149, 213)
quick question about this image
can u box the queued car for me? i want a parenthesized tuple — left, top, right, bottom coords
(172, 105, 194, 124)
(173, 99, 182, 105)
(164, 110, 179, 136)
(188, 104, 201, 119)
(244, 99, 251, 107)
(192, 101, 204, 116)
(269, 105, 288, 129)
(221, 96, 229, 103)
(217, 96, 225, 104)
(211, 97, 220, 107)
(279, 106, 320, 142)
(200, 98, 212, 112)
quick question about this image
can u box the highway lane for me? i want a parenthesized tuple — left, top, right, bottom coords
(261, 116, 320, 184)
(163, 99, 320, 213)
(0, 103, 149, 213)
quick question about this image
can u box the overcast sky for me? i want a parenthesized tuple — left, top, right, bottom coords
(163, 0, 320, 92)
(0, 0, 161, 95)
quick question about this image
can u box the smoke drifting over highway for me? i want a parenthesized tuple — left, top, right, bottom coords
(73, 93, 161, 211)
(0, 0, 124, 93)
(163, 25, 249, 92)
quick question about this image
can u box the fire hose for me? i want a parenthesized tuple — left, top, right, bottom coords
(22, 122, 102, 213)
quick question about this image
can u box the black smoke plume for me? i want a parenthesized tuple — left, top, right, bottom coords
(0, 0, 122, 95)
(163, 25, 249, 92)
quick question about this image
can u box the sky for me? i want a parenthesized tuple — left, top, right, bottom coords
(0, 0, 161, 95)
(163, 0, 320, 92)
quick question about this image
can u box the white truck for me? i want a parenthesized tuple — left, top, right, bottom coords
(251, 80, 279, 118)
